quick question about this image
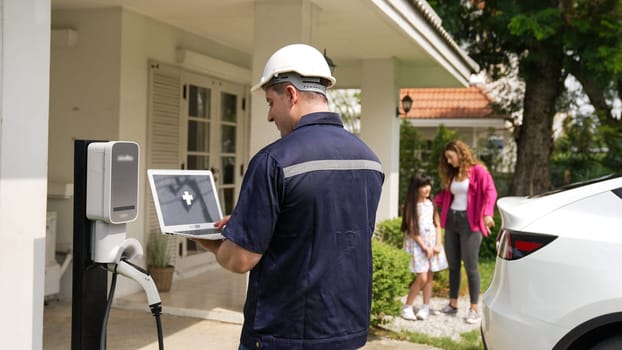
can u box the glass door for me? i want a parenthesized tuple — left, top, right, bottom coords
(186, 83, 212, 171)
(218, 90, 239, 215)
(178, 73, 245, 270)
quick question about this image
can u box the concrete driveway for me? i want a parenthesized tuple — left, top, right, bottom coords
(43, 301, 439, 350)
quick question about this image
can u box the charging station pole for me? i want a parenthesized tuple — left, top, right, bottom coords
(72, 140, 107, 349)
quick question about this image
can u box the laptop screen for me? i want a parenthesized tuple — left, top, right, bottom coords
(149, 170, 223, 229)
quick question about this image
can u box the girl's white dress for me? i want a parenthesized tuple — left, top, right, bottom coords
(404, 199, 448, 273)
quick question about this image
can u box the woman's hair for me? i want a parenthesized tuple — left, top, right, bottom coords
(401, 174, 432, 237)
(438, 140, 480, 190)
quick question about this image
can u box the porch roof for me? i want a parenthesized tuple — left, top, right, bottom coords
(51, 0, 479, 88)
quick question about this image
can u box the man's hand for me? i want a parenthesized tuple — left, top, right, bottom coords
(193, 215, 262, 273)
(194, 215, 230, 254)
(195, 238, 224, 254)
(214, 215, 231, 230)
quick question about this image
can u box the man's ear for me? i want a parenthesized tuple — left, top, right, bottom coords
(285, 85, 298, 105)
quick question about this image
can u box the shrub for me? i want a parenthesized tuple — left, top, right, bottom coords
(374, 217, 404, 249)
(371, 239, 411, 327)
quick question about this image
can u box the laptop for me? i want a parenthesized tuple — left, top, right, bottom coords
(147, 169, 225, 240)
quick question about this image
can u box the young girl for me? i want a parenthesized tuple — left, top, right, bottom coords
(401, 174, 448, 321)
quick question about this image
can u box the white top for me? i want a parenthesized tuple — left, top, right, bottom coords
(450, 178, 469, 210)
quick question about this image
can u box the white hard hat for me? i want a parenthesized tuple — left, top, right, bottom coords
(251, 43, 336, 94)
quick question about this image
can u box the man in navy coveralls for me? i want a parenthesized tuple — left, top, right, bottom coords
(198, 43, 384, 350)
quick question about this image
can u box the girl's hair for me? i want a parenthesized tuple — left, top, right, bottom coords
(401, 174, 432, 237)
(438, 140, 481, 190)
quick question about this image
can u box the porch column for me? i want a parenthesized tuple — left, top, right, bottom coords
(0, 0, 50, 348)
(360, 59, 400, 221)
(250, 0, 318, 155)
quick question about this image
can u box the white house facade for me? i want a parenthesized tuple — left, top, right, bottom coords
(0, 0, 478, 347)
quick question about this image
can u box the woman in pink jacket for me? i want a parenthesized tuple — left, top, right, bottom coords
(434, 140, 497, 324)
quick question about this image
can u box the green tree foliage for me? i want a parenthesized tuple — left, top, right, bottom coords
(551, 77, 622, 185)
(399, 121, 426, 205)
(428, 0, 622, 194)
(426, 125, 458, 195)
(559, 0, 622, 174)
(399, 123, 457, 202)
(551, 114, 611, 187)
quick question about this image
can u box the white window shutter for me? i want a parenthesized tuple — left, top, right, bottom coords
(146, 62, 182, 266)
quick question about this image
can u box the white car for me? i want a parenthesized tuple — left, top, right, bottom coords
(482, 175, 622, 350)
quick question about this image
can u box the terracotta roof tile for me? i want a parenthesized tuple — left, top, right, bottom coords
(399, 86, 502, 119)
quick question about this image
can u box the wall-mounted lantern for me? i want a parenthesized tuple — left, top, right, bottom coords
(396, 93, 413, 118)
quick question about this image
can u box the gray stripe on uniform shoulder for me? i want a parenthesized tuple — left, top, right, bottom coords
(283, 159, 383, 178)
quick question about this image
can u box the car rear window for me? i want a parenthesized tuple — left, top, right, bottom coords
(529, 173, 621, 198)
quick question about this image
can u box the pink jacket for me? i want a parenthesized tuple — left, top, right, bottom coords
(434, 164, 497, 237)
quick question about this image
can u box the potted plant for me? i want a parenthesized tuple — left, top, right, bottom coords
(147, 233, 174, 292)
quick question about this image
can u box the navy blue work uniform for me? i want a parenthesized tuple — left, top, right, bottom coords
(222, 112, 384, 350)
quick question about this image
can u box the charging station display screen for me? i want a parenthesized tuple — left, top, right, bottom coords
(110, 142, 139, 223)
(151, 174, 221, 226)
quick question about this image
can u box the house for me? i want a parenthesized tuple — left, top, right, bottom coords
(400, 86, 515, 172)
(0, 0, 478, 347)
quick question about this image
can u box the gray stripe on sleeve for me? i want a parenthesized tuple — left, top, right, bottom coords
(283, 159, 383, 178)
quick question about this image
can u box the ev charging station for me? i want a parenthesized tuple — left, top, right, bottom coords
(72, 140, 163, 350)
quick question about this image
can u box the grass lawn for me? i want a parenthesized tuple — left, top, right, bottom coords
(479, 259, 496, 293)
(371, 327, 484, 350)
(433, 258, 496, 297)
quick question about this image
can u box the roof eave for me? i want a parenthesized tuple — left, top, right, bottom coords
(372, 0, 479, 86)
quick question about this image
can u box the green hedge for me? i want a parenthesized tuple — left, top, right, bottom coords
(374, 217, 404, 249)
(371, 239, 411, 327)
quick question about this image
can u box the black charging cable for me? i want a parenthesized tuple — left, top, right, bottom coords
(150, 302, 164, 350)
(100, 266, 118, 350)
(99, 262, 165, 350)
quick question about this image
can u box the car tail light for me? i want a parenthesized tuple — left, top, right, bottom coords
(497, 229, 557, 260)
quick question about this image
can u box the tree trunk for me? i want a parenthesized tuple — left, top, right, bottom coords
(511, 44, 564, 196)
